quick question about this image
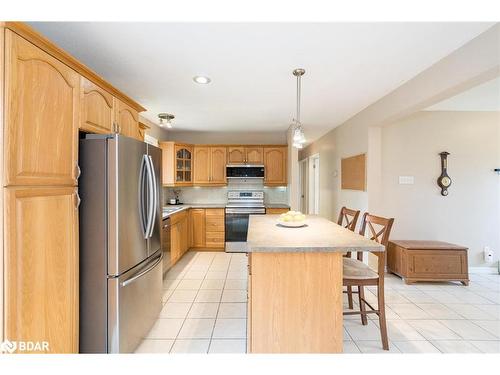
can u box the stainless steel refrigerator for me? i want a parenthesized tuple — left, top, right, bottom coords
(79, 134, 163, 353)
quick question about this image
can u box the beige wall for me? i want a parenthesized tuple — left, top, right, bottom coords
(165, 130, 287, 144)
(372, 111, 500, 267)
(300, 119, 370, 221)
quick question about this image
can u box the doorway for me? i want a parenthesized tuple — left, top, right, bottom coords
(299, 154, 320, 215)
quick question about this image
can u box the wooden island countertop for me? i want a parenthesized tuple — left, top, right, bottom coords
(246, 215, 383, 353)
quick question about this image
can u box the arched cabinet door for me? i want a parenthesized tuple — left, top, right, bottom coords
(115, 98, 139, 139)
(4, 30, 79, 186)
(210, 147, 227, 184)
(80, 77, 114, 134)
(193, 146, 210, 184)
(264, 147, 287, 186)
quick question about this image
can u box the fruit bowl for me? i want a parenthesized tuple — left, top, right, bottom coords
(276, 211, 307, 228)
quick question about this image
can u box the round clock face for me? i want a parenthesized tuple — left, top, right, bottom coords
(441, 176, 451, 187)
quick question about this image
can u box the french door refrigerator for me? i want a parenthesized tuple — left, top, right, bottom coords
(79, 134, 163, 353)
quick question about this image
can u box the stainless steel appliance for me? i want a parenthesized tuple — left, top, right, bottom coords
(225, 191, 265, 252)
(79, 134, 163, 353)
(226, 164, 265, 179)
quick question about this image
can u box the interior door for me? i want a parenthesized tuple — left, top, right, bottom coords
(147, 144, 162, 256)
(108, 135, 148, 276)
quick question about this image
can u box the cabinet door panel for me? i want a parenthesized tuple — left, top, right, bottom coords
(264, 147, 287, 185)
(80, 77, 114, 134)
(190, 209, 206, 248)
(193, 147, 210, 184)
(115, 99, 140, 140)
(245, 147, 263, 164)
(227, 147, 245, 164)
(170, 222, 182, 264)
(210, 147, 227, 184)
(4, 187, 78, 353)
(4, 31, 79, 186)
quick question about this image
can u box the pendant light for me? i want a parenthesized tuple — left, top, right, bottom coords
(291, 68, 306, 149)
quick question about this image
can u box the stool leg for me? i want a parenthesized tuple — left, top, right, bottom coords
(378, 284, 389, 350)
(347, 286, 353, 309)
(358, 285, 368, 325)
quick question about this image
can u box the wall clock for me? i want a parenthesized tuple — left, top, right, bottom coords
(437, 151, 452, 196)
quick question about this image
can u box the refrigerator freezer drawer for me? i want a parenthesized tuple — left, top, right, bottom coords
(107, 250, 163, 353)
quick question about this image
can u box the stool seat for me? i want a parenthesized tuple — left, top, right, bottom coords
(343, 258, 378, 280)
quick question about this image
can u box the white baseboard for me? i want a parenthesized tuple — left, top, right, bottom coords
(469, 265, 499, 274)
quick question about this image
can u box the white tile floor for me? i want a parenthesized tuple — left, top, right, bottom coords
(135, 251, 248, 354)
(136, 251, 500, 354)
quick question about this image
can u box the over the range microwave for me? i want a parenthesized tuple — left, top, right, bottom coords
(226, 164, 265, 179)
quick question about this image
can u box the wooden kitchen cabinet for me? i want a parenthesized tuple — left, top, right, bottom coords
(266, 207, 289, 214)
(4, 187, 79, 353)
(205, 209, 225, 249)
(193, 146, 227, 185)
(159, 142, 194, 186)
(115, 98, 141, 140)
(190, 209, 206, 248)
(264, 146, 287, 186)
(227, 146, 263, 164)
(80, 77, 114, 134)
(245, 147, 264, 164)
(227, 147, 245, 164)
(4, 30, 79, 186)
(170, 210, 189, 265)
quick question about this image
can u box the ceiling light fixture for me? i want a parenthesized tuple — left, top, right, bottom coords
(291, 68, 306, 149)
(158, 113, 175, 129)
(193, 75, 211, 84)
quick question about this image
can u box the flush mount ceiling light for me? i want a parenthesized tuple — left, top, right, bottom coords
(193, 75, 211, 84)
(291, 68, 307, 149)
(158, 113, 175, 128)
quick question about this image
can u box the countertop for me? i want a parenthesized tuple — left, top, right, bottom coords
(247, 214, 384, 253)
(162, 203, 226, 219)
(162, 203, 290, 219)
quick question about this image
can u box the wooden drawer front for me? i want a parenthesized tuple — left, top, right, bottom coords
(169, 210, 188, 225)
(206, 232, 224, 247)
(206, 216, 224, 232)
(407, 250, 467, 278)
(205, 208, 225, 216)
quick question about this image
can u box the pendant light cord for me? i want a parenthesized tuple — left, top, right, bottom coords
(296, 74, 301, 125)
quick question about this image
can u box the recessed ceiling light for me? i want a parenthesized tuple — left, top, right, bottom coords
(193, 75, 211, 84)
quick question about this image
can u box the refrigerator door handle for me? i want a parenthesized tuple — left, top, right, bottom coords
(144, 154, 155, 238)
(138, 154, 149, 238)
(119, 252, 163, 287)
(147, 155, 158, 238)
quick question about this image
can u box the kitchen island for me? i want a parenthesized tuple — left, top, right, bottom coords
(246, 214, 384, 353)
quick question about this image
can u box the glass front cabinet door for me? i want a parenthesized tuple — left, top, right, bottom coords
(175, 145, 193, 184)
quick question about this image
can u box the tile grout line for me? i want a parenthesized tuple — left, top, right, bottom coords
(207, 252, 232, 353)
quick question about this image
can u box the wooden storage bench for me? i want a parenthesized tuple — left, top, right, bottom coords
(387, 240, 469, 285)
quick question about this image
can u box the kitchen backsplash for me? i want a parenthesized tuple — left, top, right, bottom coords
(163, 180, 288, 205)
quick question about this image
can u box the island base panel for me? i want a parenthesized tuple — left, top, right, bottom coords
(248, 252, 343, 353)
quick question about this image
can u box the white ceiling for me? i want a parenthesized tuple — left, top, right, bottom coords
(425, 76, 500, 111)
(30, 22, 495, 143)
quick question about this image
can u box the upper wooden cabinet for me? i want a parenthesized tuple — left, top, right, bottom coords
(246, 147, 264, 164)
(4, 30, 79, 186)
(80, 77, 114, 134)
(227, 146, 263, 164)
(227, 147, 245, 164)
(264, 146, 287, 186)
(194, 146, 227, 185)
(4, 187, 79, 353)
(115, 99, 141, 140)
(160, 142, 194, 186)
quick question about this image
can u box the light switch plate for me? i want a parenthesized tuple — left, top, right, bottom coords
(399, 176, 414, 184)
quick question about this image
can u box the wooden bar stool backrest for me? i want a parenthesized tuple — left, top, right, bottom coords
(357, 213, 395, 274)
(337, 206, 360, 232)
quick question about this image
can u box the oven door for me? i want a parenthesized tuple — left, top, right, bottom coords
(225, 207, 265, 242)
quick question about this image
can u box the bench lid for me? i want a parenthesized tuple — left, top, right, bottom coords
(389, 240, 468, 250)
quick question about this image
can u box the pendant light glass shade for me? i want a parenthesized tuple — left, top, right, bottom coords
(291, 69, 306, 149)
